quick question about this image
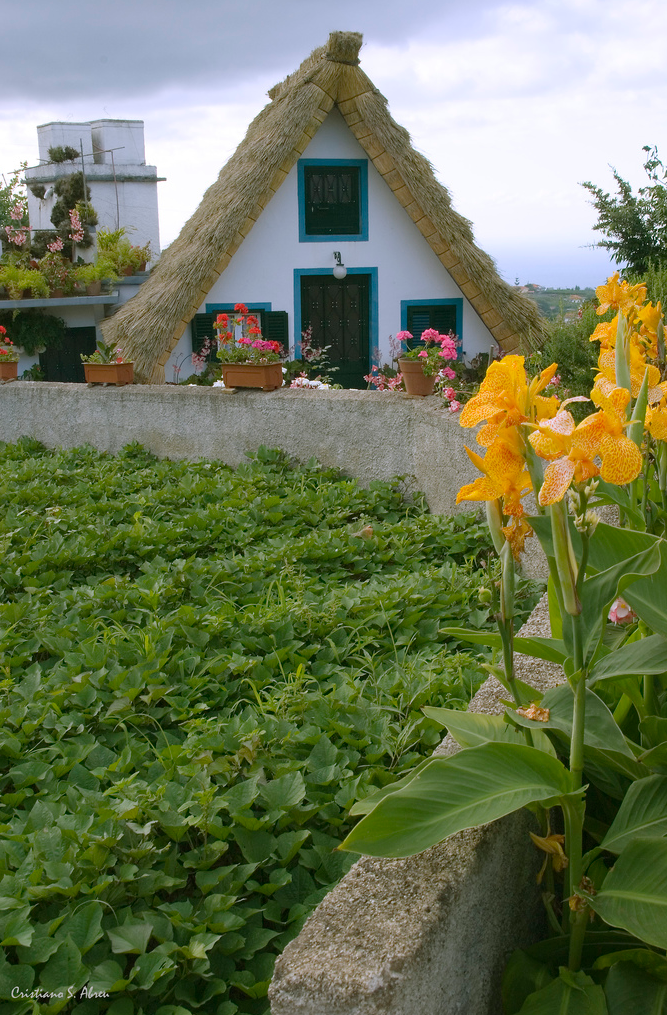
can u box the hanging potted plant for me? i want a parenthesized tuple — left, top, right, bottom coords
(397, 328, 459, 395)
(80, 339, 133, 385)
(215, 305, 284, 390)
(0, 327, 20, 380)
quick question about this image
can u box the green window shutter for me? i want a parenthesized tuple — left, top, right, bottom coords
(264, 311, 289, 355)
(304, 166, 360, 235)
(406, 305, 457, 351)
(191, 313, 216, 361)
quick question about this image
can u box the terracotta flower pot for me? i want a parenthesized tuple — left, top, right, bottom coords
(220, 362, 283, 391)
(49, 288, 65, 298)
(86, 281, 102, 296)
(398, 359, 437, 396)
(83, 362, 134, 386)
(0, 360, 18, 380)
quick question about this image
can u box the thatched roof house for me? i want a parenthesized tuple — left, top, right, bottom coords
(102, 31, 545, 384)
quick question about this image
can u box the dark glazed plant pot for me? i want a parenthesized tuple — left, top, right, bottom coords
(83, 362, 134, 385)
(220, 362, 283, 391)
(399, 359, 437, 396)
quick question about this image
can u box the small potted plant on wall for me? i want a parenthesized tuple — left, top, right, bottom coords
(75, 261, 120, 296)
(397, 328, 459, 395)
(0, 327, 20, 380)
(215, 305, 284, 390)
(80, 339, 133, 385)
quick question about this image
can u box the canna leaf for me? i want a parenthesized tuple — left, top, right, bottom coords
(516, 968, 607, 1014)
(588, 634, 667, 685)
(590, 837, 667, 949)
(339, 743, 572, 858)
(601, 776, 667, 854)
(441, 627, 567, 663)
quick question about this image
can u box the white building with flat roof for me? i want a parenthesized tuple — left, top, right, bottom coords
(25, 118, 162, 258)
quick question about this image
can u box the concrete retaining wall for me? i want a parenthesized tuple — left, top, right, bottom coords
(269, 597, 563, 1015)
(0, 383, 476, 517)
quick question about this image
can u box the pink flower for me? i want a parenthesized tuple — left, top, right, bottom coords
(9, 203, 24, 221)
(608, 598, 637, 625)
(68, 208, 84, 242)
(441, 366, 456, 380)
(418, 350, 428, 358)
(47, 236, 64, 253)
(448, 400, 461, 413)
(421, 328, 440, 343)
(396, 331, 412, 344)
(444, 386, 456, 400)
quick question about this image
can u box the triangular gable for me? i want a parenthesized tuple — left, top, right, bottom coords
(102, 31, 545, 383)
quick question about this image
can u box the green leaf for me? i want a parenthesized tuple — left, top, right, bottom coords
(441, 627, 567, 663)
(349, 758, 433, 816)
(586, 524, 667, 639)
(602, 777, 667, 854)
(423, 707, 555, 755)
(502, 949, 553, 1015)
(339, 743, 572, 858)
(87, 960, 129, 995)
(589, 635, 667, 685)
(594, 948, 667, 981)
(517, 967, 607, 1014)
(258, 771, 306, 811)
(107, 922, 152, 955)
(40, 936, 87, 994)
(590, 837, 667, 948)
(56, 901, 104, 955)
(422, 708, 523, 747)
(508, 683, 634, 758)
(579, 544, 661, 664)
(603, 960, 667, 1015)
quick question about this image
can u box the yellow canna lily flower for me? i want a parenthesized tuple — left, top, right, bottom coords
(529, 403, 642, 505)
(596, 345, 662, 400)
(459, 355, 559, 447)
(646, 396, 667, 441)
(636, 300, 662, 356)
(596, 272, 647, 317)
(589, 315, 618, 349)
(457, 428, 532, 517)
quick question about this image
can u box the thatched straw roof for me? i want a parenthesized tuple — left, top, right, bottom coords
(101, 31, 546, 383)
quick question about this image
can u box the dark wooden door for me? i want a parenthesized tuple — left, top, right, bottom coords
(300, 274, 370, 389)
(40, 327, 97, 382)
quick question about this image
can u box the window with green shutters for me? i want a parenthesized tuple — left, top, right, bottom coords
(304, 166, 360, 236)
(192, 310, 289, 360)
(298, 160, 368, 242)
(402, 300, 463, 356)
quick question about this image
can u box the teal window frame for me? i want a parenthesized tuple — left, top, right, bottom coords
(400, 299, 464, 357)
(297, 159, 369, 242)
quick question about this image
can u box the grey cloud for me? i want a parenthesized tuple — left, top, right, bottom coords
(7, 0, 502, 101)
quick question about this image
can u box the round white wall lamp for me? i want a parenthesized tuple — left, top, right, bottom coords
(333, 251, 347, 280)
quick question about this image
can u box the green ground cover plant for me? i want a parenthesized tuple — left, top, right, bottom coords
(0, 441, 542, 1015)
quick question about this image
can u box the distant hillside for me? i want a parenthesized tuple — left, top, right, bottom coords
(513, 286, 596, 321)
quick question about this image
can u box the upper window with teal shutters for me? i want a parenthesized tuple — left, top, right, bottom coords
(298, 160, 368, 242)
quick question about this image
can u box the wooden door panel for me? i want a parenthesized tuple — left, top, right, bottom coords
(300, 275, 369, 388)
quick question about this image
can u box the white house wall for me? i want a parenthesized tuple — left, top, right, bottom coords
(166, 109, 497, 380)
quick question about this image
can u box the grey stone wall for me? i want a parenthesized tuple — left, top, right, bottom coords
(0, 384, 474, 517)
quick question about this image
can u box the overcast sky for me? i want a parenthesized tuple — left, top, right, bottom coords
(2, 0, 666, 287)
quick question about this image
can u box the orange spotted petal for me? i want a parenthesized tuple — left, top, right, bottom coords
(539, 458, 577, 505)
(599, 433, 643, 485)
(460, 396, 505, 428)
(456, 476, 500, 504)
